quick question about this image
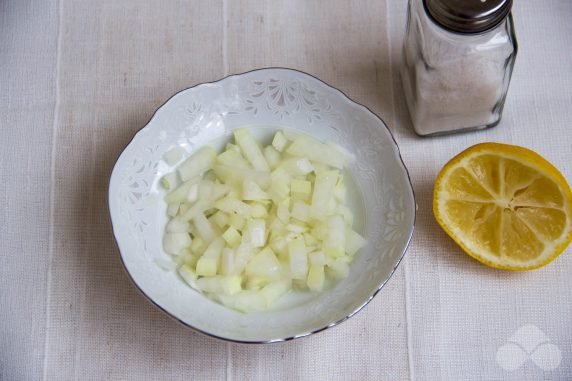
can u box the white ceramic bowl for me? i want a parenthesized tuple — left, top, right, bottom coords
(109, 68, 415, 343)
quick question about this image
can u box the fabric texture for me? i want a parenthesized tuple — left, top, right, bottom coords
(1, 0, 570, 379)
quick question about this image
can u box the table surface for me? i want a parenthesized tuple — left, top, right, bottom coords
(1, 1, 571, 380)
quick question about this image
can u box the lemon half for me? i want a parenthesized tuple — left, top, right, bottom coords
(433, 143, 572, 270)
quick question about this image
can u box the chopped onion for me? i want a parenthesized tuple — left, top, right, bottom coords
(271, 131, 288, 152)
(163, 147, 185, 166)
(263, 145, 282, 170)
(307, 265, 325, 291)
(234, 129, 270, 172)
(242, 180, 270, 201)
(178, 146, 217, 181)
(310, 170, 338, 220)
(286, 135, 353, 169)
(245, 247, 281, 279)
(159, 129, 367, 312)
(163, 232, 191, 255)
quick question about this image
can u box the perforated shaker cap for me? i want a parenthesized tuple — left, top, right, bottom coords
(424, 0, 513, 34)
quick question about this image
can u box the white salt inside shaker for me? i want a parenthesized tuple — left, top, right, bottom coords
(401, 0, 518, 136)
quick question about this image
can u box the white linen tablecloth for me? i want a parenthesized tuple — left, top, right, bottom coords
(1, 1, 570, 380)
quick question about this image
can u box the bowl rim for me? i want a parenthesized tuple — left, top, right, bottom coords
(108, 67, 417, 344)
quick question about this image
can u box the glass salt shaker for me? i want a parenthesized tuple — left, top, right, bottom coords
(401, 0, 518, 136)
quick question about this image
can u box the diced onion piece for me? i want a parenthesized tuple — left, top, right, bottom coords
(219, 290, 266, 312)
(220, 248, 236, 276)
(307, 265, 325, 291)
(263, 145, 282, 170)
(245, 247, 281, 279)
(160, 172, 179, 191)
(250, 202, 268, 218)
(271, 131, 289, 152)
(179, 202, 191, 215)
(163, 146, 185, 165)
(242, 180, 270, 201)
(166, 202, 180, 217)
(286, 222, 308, 234)
(247, 276, 272, 291)
(166, 218, 189, 233)
(196, 275, 242, 295)
(178, 147, 217, 181)
(163, 232, 191, 255)
(217, 146, 250, 169)
(325, 215, 345, 258)
(245, 277, 270, 291)
(244, 218, 266, 247)
(229, 213, 246, 231)
(196, 257, 217, 277)
(311, 170, 338, 220)
(286, 136, 353, 169)
(212, 165, 270, 189)
(233, 128, 270, 172)
(165, 178, 200, 203)
(178, 264, 199, 290)
(310, 222, 328, 241)
(304, 233, 319, 247)
(268, 217, 286, 236)
(260, 280, 291, 305)
(210, 211, 229, 229)
(186, 183, 199, 203)
(346, 229, 367, 256)
(198, 180, 229, 201)
(234, 243, 254, 275)
(202, 237, 225, 258)
(268, 168, 291, 203)
(214, 196, 251, 217)
(311, 162, 331, 173)
(327, 259, 350, 279)
(291, 179, 311, 200)
(276, 198, 290, 224)
(288, 239, 308, 280)
(196, 238, 224, 276)
(291, 201, 310, 222)
(190, 236, 207, 255)
(179, 249, 198, 267)
(222, 226, 241, 248)
(193, 212, 216, 242)
(308, 250, 327, 266)
(178, 198, 211, 222)
(197, 180, 213, 200)
(269, 232, 286, 251)
(281, 158, 314, 177)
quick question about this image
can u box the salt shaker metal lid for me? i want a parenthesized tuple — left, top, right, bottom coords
(424, 0, 513, 33)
